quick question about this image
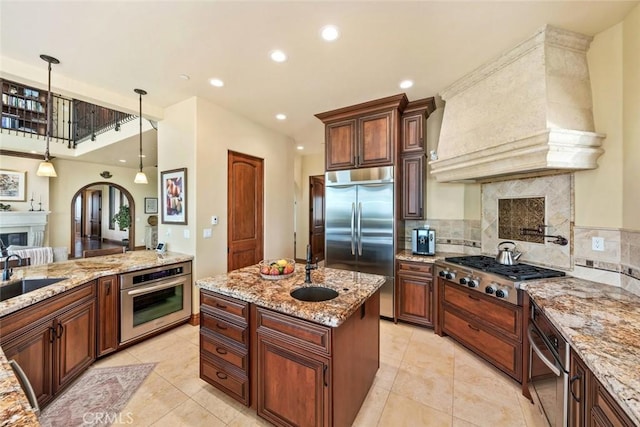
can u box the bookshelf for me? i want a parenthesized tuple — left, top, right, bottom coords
(1, 79, 48, 135)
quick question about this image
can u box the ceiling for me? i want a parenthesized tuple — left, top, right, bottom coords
(1, 1, 637, 166)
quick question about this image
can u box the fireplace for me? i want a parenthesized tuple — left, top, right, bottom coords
(0, 212, 48, 247)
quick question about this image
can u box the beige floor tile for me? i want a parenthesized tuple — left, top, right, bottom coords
(378, 392, 453, 427)
(392, 365, 454, 415)
(402, 341, 455, 375)
(381, 320, 415, 339)
(92, 349, 141, 368)
(380, 332, 411, 367)
(516, 392, 548, 427)
(227, 409, 274, 427)
(191, 383, 245, 424)
(452, 416, 479, 426)
(171, 323, 200, 346)
(453, 379, 526, 427)
(352, 385, 390, 427)
(371, 360, 400, 391)
(126, 331, 195, 363)
(453, 344, 516, 397)
(153, 344, 207, 397)
(121, 371, 190, 426)
(150, 398, 226, 427)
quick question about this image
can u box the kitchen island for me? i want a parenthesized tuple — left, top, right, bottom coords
(522, 277, 640, 426)
(195, 263, 385, 427)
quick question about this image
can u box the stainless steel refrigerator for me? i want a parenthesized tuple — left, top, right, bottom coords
(325, 166, 395, 318)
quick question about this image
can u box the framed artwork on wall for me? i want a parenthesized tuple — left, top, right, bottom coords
(161, 168, 187, 225)
(0, 170, 26, 201)
(144, 197, 158, 214)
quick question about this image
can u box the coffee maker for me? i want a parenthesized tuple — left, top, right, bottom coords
(412, 228, 436, 255)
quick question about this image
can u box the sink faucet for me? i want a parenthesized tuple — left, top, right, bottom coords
(304, 245, 318, 284)
(2, 254, 23, 281)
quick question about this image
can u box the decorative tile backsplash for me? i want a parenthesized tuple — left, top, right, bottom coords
(498, 197, 545, 243)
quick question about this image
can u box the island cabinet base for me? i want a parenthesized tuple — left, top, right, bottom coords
(199, 289, 380, 427)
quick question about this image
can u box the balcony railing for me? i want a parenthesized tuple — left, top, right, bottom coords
(1, 78, 134, 149)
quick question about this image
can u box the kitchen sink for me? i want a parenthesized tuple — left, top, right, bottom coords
(290, 286, 339, 302)
(0, 278, 67, 302)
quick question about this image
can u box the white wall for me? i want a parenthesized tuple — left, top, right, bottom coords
(0, 155, 50, 215)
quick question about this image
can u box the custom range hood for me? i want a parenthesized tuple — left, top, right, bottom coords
(430, 25, 605, 183)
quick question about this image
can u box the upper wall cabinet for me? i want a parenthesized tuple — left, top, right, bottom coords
(316, 94, 408, 171)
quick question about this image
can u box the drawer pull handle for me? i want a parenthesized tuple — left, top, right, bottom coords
(216, 347, 228, 355)
(467, 324, 480, 332)
(216, 323, 228, 330)
(216, 371, 228, 380)
(468, 294, 480, 301)
(215, 303, 227, 309)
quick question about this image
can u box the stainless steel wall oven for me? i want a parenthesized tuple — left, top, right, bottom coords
(120, 262, 192, 344)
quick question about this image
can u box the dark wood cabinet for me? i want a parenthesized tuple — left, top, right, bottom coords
(97, 275, 118, 357)
(199, 290, 250, 405)
(316, 94, 408, 171)
(439, 280, 522, 382)
(399, 98, 435, 219)
(396, 260, 433, 327)
(569, 348, 634, 427)
(0, 282, 97, 408)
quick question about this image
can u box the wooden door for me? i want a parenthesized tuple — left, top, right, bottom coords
(54, 299, 96, 392)
(358, 110, 394, 168)
(2, 321, 54, 407)
(401, 112, 425, 153)
(397, 273, 432, 326)
(89, 190, 102, 238)
(401, 154, 425, 219)
(257, 335, 330, 427)
(325, 119, 356, 171)
(97, 276, 118, 357)
(74, 195, 82, 237)
(228, 151, 264, 271)
(309, 175, 325, 262)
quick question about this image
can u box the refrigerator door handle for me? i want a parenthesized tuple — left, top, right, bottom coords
(357, 202, 363, 256)
(350, 202, 356, 255)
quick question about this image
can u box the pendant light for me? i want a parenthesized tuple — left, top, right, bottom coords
(133, 88, 148, 184)
(36, 54, 59, 177)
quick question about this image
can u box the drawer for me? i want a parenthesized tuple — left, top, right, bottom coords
(200, 291, 248, 324)
(255, 307, 331, 357)
(398, 261, 432, 275)
(200, 355, 249, 406)
(443, 308, 520, 381)
(200, 330, 248, 371)
(201, 312, 248, 345)
(443, 284, 521, 340)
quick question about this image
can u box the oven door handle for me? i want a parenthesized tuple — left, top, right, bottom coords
(126, 278, 184, 296)
(527, 324, 562, 377)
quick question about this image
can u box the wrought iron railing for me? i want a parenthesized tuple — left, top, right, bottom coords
(1, 78, 135, 149)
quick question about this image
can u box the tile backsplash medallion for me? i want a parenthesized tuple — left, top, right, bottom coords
(483, 174, 572, 270)
(498, 197, 545, 244)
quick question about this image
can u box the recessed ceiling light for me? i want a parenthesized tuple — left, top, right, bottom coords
(119, 159, 127, 163)
(321, 25, 339, 42)
(209, 78, 224, 87)
(399, 80, 414, 89)
(179, 74, 190, 80)
(276, 114, 287, 120)
(297, 146, 304, 150)
(270, 50, 287, 63)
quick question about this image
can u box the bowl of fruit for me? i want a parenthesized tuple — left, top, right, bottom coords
(259, 258, 296, 280)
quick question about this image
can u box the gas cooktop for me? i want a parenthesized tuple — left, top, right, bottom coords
(444, 256, 566, 281)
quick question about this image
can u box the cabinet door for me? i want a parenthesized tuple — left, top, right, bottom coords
(401, 112, 425, 153)
(256, 334, 330, 427)
(590, 376, 635, 427)
(54, 299, 96, 392)
(401, 154, 425, 219)
(397, 273, 432, 326)
(569, 349, 588, 427)
(326, 119, 357, 171)
(358, 111, 394, 168)
(2, 322, 55, 408)
(97, 275, 118, 357)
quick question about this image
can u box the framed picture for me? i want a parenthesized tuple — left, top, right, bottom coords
(161, 168, 187, 225)
(0, 170, 26, 201)
(144, 197, 158, 214)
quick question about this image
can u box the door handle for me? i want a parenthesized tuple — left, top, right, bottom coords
(9, 360, 40, 416)
(350, 202, 356, 255)
(357, 202, 363, 256)
(570, 374, 582, 403)
(56, 323, 64, 339)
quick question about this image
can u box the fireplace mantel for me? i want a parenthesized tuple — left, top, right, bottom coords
(0, 211, 49, 246)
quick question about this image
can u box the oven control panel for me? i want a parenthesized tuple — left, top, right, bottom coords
(435, 264, 520, 305)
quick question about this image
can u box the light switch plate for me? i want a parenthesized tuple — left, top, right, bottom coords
(203, 228, 212, 238)
(183, 229, 190, 239)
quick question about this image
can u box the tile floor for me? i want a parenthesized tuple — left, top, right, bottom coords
(92, 320, 548, 426)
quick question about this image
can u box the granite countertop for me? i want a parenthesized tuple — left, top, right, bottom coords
(0, 347, 38, 426)
(523, 277, 640, 426)
(196, 264, 385, 327)
(0, 251, 193, 318)
(395, 249, 463, 263)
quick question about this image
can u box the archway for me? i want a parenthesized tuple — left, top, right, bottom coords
(69, 182, 135, 258)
